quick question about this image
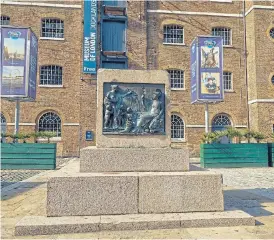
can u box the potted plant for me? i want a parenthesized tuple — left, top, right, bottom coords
(200, 128, 268, 168)
(1, 131, 57, 170)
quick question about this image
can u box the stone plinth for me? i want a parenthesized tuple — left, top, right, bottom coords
(47, 175, 138, 217)
(15, 210, 255, 236)
(96, 69, 171, 148)
(47, 171, 223, 217)
(80, 147, 189, 172)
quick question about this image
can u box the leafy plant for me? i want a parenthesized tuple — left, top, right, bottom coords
(35, 131, 57, 143)
(9, 133, 31, 143)
(242, 129, 254, 143)
(202, 132, 219, 144)
(252, 132, 265, 143)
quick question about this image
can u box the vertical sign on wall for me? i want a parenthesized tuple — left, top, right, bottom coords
(83, 0, 97, 74)
(191, 36, 224, 103)
(0, 27, 38, 100)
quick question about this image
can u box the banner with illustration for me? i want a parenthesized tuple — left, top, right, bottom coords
(1, 27, 38, 100)
(191, 36, 224, 103)
(83, 0, 97, 74)
(1, 28, 28, 96)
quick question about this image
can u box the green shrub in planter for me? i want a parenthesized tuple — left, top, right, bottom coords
(1, 131, 57, 170)
(200, 128, 268, 168)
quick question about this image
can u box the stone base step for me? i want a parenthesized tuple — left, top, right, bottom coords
(15, 210, 255, 236)
(80, 147, 189, 172)
(47, 171, 224, 216)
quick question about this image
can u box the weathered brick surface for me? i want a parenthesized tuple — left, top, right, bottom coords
(1, 1, 273, 157)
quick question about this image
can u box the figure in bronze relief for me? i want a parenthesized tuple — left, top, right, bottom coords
(103, 83, 165, 135)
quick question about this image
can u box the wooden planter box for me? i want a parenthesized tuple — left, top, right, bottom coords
(200, 143, 268, 168)
(1, 143, 56, 170)
(268, 143, 274, 167)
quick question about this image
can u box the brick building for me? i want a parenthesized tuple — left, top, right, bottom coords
(1, 0, 273, 157)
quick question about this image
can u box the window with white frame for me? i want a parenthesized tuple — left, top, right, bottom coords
(223, 72, 232, 91)
(168, 70, 185, 89)
(270, 28, 274, 39)
(212, 27, 231, 46)
(163, 25, 184, 44)
(38, 112, 61, 137)
(171, 114, 185, 139)
(1, 16, 10, 25)
(41, 18, 64, 38)
(40, 65, 63, 85)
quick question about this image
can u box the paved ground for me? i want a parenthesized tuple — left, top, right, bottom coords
(0, 158, 72, 188)
(1, 159, 274, 239)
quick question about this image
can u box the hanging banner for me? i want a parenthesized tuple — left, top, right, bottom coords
(0, 26, 38, 101)
(28, 31, 38, 100)
(191, 36, 224, 103)
(83, 0, 97, 74)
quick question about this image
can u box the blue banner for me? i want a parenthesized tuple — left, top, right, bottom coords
(191, 36, 224, 103)
(83, 0, 97, 74)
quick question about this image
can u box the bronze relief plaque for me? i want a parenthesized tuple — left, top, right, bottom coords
(103, 83, 165, 135)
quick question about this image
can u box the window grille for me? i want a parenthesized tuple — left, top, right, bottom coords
(212, 27, 231, 46)
(168, 70, 184, 89)
(40, 65, 62, 85)
(171, 114, 185, 139)
(212, 114, 231, 127)
(270, 28, 274, 39)
(223, 72, 232, 91)
(41, 18, 64, 38)
(163, 25, 184, 44)
(0, 16, 10, 25)
(38, 112, 61, 137)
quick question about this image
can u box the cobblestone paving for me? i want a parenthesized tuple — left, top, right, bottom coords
(0, 158, 73, 188)
(207, 167, 274, 200)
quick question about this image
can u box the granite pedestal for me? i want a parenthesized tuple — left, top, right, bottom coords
(15, 70, 255, 236)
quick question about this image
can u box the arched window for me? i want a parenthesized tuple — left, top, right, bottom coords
(212, 114, 232, 143)
(41, 18, 64, 38)
(1, 16, 10, 25)
(40, 65, 62, 85)
(38, 112, 61, 137)
(1, 113, 7, 134)
(171, 114, 185, 139)
(163, 25, 184, 44)
(212, 27, 231, 46)
(168, 70, 185, 89)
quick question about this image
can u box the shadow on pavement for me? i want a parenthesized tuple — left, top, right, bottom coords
(224, 188, 274, 217)
(1, 182, 45, 201)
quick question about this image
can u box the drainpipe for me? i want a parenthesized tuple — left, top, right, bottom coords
(243, 0, 250, 130)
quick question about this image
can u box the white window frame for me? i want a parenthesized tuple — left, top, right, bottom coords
(0, 15, 10, 25)
(38, 112, 62, 137)
(212, 27, 232, 46)
(39, 65, 63, 86)
(41, 18, 64, 40)
(163, 25, 185, 46)
(223, 72, 233, 92)
(168, 69, 185, 90)
(171, 114, 185, 142)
